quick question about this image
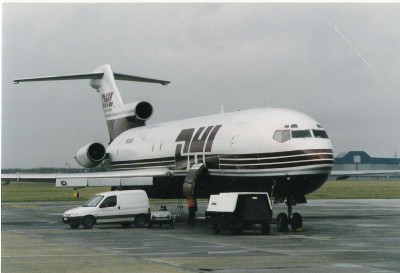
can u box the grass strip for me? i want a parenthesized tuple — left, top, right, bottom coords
(307, 179, 400, 199)
(1, 179, 399, 202)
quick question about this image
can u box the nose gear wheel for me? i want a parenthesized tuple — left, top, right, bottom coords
(276, 197, 304, 232)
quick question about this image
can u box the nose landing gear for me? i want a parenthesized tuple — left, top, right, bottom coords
(276, 196, 304, 232)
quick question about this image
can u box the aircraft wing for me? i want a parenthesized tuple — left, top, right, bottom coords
(1, 168, 172, 187)
(331, 170, 400, 180)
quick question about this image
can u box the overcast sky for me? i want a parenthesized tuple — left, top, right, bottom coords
(2, 3, 400, 168)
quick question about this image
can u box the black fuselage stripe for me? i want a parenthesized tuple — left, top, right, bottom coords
(220, 159, 334, 170)
(112, 157, 175, 165)
(109, 149, 333, 171)
(219, 154, 333, 164)
(218, 149, 333, 159)
(110, 158, 333, 169)
(111, 164, 176, 170)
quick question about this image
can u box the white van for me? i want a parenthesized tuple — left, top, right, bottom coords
(62, 190, 150, 229)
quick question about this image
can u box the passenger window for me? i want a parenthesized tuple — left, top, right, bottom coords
(100, 196, 117, 208)
(292, 130, 312, 138)
(312, 130, 329, 138)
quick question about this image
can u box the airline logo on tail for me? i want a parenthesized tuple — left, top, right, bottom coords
(102, 92, 113, 110)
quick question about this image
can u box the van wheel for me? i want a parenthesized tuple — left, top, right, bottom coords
(82, 216, 95, 229)
(121, 222, 132, 228)
(134, 215, 147, 228)
(229, 223, 243, 235)
(69, 222, 80, 229)
(212, 222, 221, 234)
(261, 223, 271, 235)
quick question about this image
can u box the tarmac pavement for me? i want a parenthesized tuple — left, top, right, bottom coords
(2, 199, 400, 273)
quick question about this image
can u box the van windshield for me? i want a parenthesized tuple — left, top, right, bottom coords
(83, 195, 104, 207)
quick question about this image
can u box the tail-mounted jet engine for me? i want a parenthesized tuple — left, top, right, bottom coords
(76, 142, 106, 168)
(104, 101, 154, 141)
(126, 101, 153, 121)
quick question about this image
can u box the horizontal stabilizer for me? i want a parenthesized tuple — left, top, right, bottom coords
(14, 69, 170, 86)
(114, 73, 170, 85)
(13, 72, 104, 84)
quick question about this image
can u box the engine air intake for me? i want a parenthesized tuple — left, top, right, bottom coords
(135, 101, 153, 121)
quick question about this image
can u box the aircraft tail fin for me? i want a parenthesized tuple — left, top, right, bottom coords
(14, 64, 170, 142)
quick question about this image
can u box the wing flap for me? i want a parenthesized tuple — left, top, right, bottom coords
(56, 176, 154, 188)
(2, 168, 171, 187)
(1, 173, 57, 183)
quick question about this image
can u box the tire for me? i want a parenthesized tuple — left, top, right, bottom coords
(82, 216, 95, 229)
(212, 223, 221, 234)
(69, 222, 80, 229)
(261, 223, 271, 235)
(229, 223, 243, 235)
(121, 222, 132, 228)
(290, 212, 303, 231)
(134, 214, 147, 228)
(276, 213, 289, 232)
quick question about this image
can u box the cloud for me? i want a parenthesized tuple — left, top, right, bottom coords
(2, 3, 399, 168)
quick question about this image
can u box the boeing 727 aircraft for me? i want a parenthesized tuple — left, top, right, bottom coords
(4, 64, 393, 231)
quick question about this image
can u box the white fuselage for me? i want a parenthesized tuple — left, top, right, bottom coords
(107, 108, 333, 173)
(104, 108, 333, 198)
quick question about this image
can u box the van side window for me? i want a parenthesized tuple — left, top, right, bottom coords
(100, 196, 117, 208)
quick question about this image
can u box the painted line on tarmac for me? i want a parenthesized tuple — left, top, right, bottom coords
(2, 251, 192, 258)
(4, 249, 254, 259)
(112, 247, 151, 250)
(207, 249, 251, 255)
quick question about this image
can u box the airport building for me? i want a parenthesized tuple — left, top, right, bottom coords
(333, 151, 400, 172)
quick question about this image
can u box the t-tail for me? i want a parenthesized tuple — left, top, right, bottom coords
(14, 64, 170, 142)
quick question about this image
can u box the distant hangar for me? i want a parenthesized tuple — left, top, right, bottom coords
(333, 151, 400, 174)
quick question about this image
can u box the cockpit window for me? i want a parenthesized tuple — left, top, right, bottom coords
(282, 130, 291, 142)
(273, 129, 329, 143)
(291, 130, 312, 138)
(273, 130, 291, 143)
(312, 130, 329, 138)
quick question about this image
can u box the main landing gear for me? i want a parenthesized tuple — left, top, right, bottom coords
(276, 197, 304, 232)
